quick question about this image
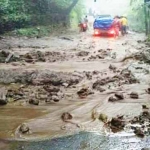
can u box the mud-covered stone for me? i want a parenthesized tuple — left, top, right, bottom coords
(134, 127, 145, 138)
(115, 92, 124, 100)
(130, 92, 139, 99)
(77, 51, 89, 57)
(77, 88, 94, 98)
(108, 96, 117, 102)
(99, 113, 108, 123)
(19, 123, 30, 134)
(61, 112, 73, 121)
(109, 64, 116, 70)
(29, 99, 39, 105)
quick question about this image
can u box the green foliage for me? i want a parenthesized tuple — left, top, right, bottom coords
(128, 0, 145, 32)
(10, 26, 52, 37)
(0, 0, 83, 35)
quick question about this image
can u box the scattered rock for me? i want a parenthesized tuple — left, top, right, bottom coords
(0, 87, 8, 105)
(142, 105, 149, 109)
(115, 92, 124, 100)
(130, 92, 139, 99)
(61, 112, 73, 122)
(109, 64, 116, 70)
(134, 127, 145, 138)
(142, 48, 150, 63)
(99, 113, 108, 123)
(108, 96, 117, 102)
(146, 88, 150, 94)
(51, 95, 59, 102)
(77, 51, 89, 57)
(29, 99, 39, 105)
(91, 110, 99, 120)
(19, 123, 30, 134)
(109, 116, 125, 132)
(77, 88, 94, 98)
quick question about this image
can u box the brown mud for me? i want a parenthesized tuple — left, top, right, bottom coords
(0, 31, 149, 141)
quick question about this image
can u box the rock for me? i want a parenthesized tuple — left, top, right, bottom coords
(51, 95, 59, 102)
(77, 51, 89, 57)
(97, 87, 106, 92)
(19, 123, 30, 134)
(142, 105, 149, 109)
(141, 148, 150, 150)
(115, 92, 124, 100)
(77, 88, 94, 98)
(110, 117, 125, 131)
(146, 88, 150, 94)
(99, 113, 108, 123)
(108, 96, 117, 102)
(0, 87, 8, 105)
(134, 127, 145, 138)
(43, 85, 60, 93)
(0, 98, 7, 105)
(91, 110, 99, 120)
(109, 64, 116, 70)
(29, 99, 39, 105)
(142, 48, 150, 63)
(62, 83, 69, 88)
(61, 112, 73, 121)
(130, 92, 139, 99)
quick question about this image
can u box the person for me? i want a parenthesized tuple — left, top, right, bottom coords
(120, 16, 128, 35)
(112, 16, 121, 36)
(84, 15, 88, 24)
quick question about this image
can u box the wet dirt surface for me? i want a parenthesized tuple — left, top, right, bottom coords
(0, 30, 150, 149)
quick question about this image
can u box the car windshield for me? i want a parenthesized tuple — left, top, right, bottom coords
(96, 15, 111, 19)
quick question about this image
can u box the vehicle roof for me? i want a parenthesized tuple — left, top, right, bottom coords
(95, 15, 112, 21)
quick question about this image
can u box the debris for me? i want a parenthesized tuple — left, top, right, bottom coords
(77, 51, 89, 57)
(134, 127, 145, 138)
(0, 87, 8, 105)
(142, 105, 149, 109)
(99, 113, 108, 123)
(109, 64, 116, 70)
(130, 92, 139, 99)
(110, 116, 125, 132)
(29, 99, 39, 105)
(108, 96, 117, 102)
(19, 123, 30, 134)
(61, 112, 73, 122)
(146, 88, 150, 94)
(5, 53, 13, 63)
(115, 92, 124, 100)
(77, 88, 94, 98)
(91, 110, 99, 121)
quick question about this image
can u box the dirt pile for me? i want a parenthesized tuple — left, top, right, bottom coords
(0, 50, 20, 63)
(0, 69, 83, 85)
(22, 51, 69, 63)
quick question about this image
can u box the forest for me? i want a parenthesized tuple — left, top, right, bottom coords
(0, 0, 148, 35)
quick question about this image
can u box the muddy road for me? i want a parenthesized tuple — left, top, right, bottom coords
(0, 30, 150, 149)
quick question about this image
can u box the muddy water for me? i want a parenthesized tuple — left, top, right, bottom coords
(0, 31, 149, 149)
(2, 132, 150, 150)
(0, 105, 46, 139)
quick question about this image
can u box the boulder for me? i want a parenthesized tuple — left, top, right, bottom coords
(19, 123, 30, 134)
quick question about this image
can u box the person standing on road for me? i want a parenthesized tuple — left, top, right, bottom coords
(120, 16, 128, 35)
(112, 16, 121, 36)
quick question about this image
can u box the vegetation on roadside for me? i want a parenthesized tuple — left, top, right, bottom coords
(128, 0, 145, 32)
(0, 0, 85, 36)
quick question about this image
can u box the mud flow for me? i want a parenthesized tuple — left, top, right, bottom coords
(0, 31, 150, 149)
